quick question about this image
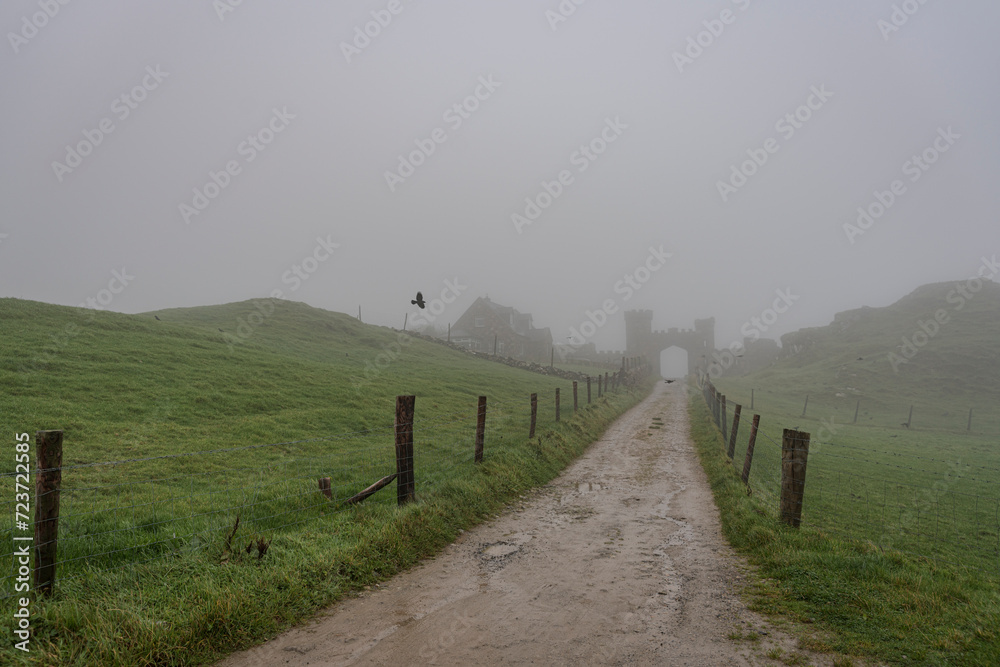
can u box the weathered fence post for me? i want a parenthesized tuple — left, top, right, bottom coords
(529, 393, 538, 438)
(750, 388, 754, 410)
(555, 388, 561, 422)
(573, 381, 578, 412)
(967, 407, 973, 432)
(801, 394, 809, 417)
(587, 376, 592, 404)
(780, 429, 810, 528)
(395, 396, 416, 504)
(853, 399, 860, 424)
(720, 394, 728, 437)
(597, 374, 602, 398)
(550, 347, 554, 369)
(318, 477, 332, 499)
(34, 429, 63, 596)
(741, 414, 760, 485)
(604, 372, 609, 395)
(727, 404, 742, 459)
(475, 396, 486, 463)
(905, 404, 913, 428)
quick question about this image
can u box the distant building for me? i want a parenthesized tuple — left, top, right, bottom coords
(451, 296, 552, 362)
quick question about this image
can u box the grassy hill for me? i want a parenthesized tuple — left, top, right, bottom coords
(701, 280, 1000, 665)
(732, 279, 1000, 432)
(0, 297, 651, 665)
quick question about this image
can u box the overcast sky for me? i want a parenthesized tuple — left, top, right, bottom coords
(2, 1, 998, 353)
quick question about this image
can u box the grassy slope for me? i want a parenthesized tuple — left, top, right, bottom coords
(697, 280, 1000, 665)
(746, 279, 1000, 430)
(689, 386, 1000, 667)
(0, 297, 652, 665)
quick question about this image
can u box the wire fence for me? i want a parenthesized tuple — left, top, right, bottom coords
(1, 362, 650, 601)
(700, 376, 1000, 575)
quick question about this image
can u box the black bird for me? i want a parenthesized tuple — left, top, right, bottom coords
(411, 291, 425, 309)
(154, 315, 161, 321)
(218, 328, 224, 332)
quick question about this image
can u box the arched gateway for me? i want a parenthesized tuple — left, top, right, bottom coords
(624, 310, 715, 378)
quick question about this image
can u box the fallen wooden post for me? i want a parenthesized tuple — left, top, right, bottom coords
(345, 473, 399, 505)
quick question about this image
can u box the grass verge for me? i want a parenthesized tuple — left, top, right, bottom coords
(5, 380, 653, 666)
(688, 384, 1000, 667)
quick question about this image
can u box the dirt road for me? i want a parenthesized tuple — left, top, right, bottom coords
(218, 383, 835, 666)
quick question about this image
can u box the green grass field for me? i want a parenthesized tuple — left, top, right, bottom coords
(690, 384, 1000, 666)
(690, 280, 1000, 664)
(707, 375, 1000, 573)
(0, 297, 652, 665)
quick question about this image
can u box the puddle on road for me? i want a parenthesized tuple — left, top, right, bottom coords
(482, 543, 520, 559)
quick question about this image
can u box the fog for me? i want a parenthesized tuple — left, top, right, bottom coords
(2, 1, 998, 353)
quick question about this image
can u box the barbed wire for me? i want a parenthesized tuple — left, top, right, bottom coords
(0, 387, 610, 600)
(699, 378, 1000, 573)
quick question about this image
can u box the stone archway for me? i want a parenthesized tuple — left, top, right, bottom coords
(625, 310, 715, 377)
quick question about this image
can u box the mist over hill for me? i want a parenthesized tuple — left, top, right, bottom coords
(735, 277, 1000, 402)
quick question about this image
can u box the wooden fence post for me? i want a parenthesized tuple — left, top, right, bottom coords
(853, 399, 860, 424)
(750, 388, 754, 410)
(597, 374, 602, 398)
(801, 394, 809, 417)
(475, 396, 486, 463)
(555, 388, 560, 422)
(727, 404, 742, 459)
(968, 407, 973, 432)
(587, 377, 592, 404)
(720, 394, 728, 437)
(529, 393, 538, 438)
(573, 381, 578, 412)
(905, 405, 913, 428)
(395, 396, 416, 504)
(604, 372, 609, 395)
(741, 414, 760, 485)
(780, 429, 810, 528)
(34, 429, 63, 596)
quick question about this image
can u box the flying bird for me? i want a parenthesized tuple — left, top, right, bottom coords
(411, 292, 425, 309)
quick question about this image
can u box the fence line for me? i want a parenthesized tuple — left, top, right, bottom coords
(2, 359, 652, 600)
(699, 375, 1000, 574)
